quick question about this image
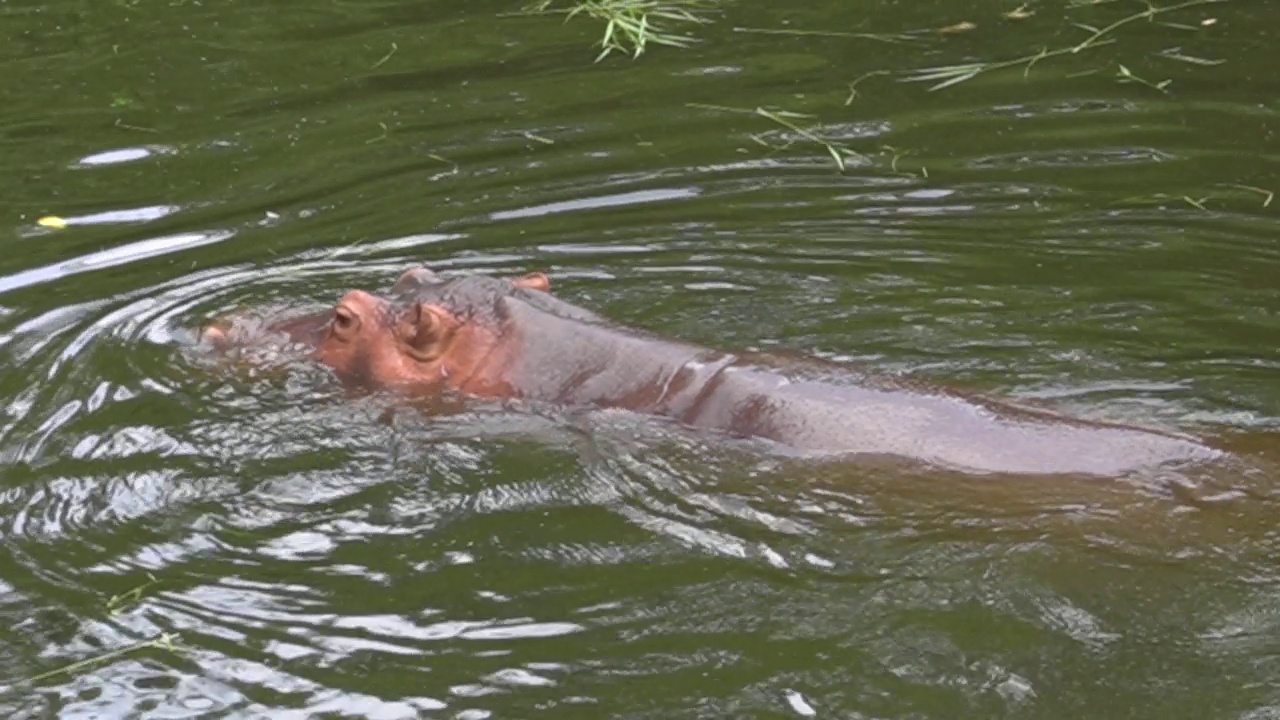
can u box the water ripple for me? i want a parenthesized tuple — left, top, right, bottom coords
(0, 0, 1278, 716)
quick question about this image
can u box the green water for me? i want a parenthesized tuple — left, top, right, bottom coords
(2, 0, 1279, 716)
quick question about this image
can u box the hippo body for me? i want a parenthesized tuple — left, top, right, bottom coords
(440, 288, 1220, 476)
(203, 267, 1224, 477)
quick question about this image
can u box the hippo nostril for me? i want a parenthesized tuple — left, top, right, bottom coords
(200, 323, 229, 348)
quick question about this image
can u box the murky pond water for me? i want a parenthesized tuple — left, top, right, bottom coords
(3, 0, 1280, 717)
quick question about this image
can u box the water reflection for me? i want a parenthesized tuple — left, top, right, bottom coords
(1, 232, 1275, 716)
(72, 146, 178, 169)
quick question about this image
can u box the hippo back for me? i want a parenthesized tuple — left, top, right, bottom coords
(392, 274, 608, 326)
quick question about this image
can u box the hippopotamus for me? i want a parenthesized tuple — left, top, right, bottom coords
(200, 266, 1226, 477)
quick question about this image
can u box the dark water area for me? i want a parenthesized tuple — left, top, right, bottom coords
(2, 0, 1280, 716)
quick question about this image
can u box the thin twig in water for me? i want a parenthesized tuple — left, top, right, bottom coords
(754, 106, 866, 171)
(881, 145, 927, 178)
(1116, 63, 1172, 92)
(371, 42, 398, 70)
(904, 0, 1222, 92)
(688, 103, 867, 171)
(846, 70, 891, 105)
(23, 633, 181, 687)
(1228, 184, 1275, 207)
(1070, 0, 1225, 52)
(365, 121, 389, 144)
(106, 573, 159, 615)
(905, 39, 1115, 91)
(113, 118, 158, 133)
(1022, 46, 1051, 77)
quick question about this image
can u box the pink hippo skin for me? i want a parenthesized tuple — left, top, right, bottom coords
(201, 266, 1226, 477)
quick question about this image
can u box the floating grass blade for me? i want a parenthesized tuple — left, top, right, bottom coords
(926, 69, 983, 91)
(907, 63, 988, 81)
(21, 633, 182, 688)
(903, 39, 1116, 91)
(898, 0, 1223, 92)
(1158, 49, 1225, 65)
(688, 103, 870, 171)
(1115, 63, 1172, 92)
(524, 0, 717, 60)
(1070, 0, 1225, 53)
(106, 573, 160, 615)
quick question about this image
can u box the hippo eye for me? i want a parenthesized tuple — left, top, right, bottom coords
(332, 307, 359, 337)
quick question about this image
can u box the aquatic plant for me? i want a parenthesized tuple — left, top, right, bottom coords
(523, 0, 718, 61)
(902, 0, 1225, 91)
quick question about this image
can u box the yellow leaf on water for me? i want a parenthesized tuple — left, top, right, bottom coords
(37, 216, 68, 229)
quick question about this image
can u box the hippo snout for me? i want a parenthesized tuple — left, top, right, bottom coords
(199, 322, 231, 350)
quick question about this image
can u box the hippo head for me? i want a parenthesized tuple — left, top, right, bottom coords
(202, 267, 552, 394)
(311, 267, 551, 392)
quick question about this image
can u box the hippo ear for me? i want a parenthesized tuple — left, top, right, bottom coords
(391, 266, 440, 295)
(511, 272, 550, 293)
(396, 302, 457, 360)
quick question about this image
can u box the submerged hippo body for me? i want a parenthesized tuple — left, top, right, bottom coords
(203, 267, 1223, 477)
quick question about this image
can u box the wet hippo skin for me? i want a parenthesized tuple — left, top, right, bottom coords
(201, 266, 1225, 477)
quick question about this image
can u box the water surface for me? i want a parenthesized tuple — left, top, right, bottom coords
(2, 0, 1279, 717)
